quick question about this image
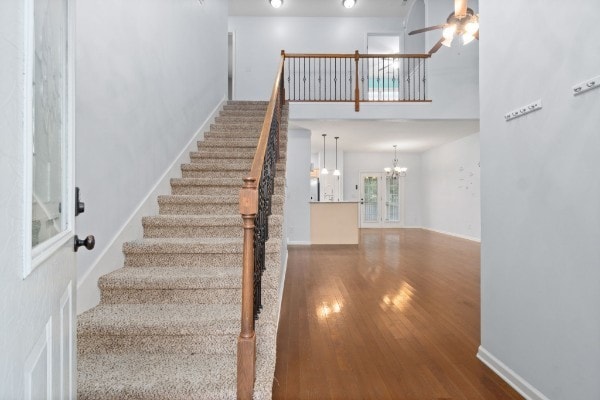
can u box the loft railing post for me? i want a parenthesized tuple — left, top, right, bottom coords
(280, 50, 286, 106)
(354, 50, 360, 112)
(238, 178, 258, 400)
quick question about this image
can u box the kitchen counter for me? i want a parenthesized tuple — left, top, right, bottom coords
(310, 202, 359, 244)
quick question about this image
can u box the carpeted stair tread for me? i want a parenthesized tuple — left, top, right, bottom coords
(157, 194, 284, 216)
(78, 352, 237, 400)
(181, 161, 285, 172)
(123, 237, 281, 253)
(170, 176, 285, 187)
(143, 214, 240, 227)
(98, 266, 242, 290)
(143, 214, 282, 228)
(78, 303, 239, 336)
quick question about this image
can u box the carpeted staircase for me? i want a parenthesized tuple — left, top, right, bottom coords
(78, 101, 288, 399)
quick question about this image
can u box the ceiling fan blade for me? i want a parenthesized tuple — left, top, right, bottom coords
(454, 0, 468, 18)
(428, 38, 445, 55)
(408, 24, 446, 36)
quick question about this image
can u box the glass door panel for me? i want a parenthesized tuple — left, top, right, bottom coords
(360, 174, 381, 227)
(385, 176, 400, 222)
(31, 0, 68, 248)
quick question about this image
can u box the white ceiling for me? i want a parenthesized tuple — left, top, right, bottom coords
(290, 119, 480, 153)
(229, 0, 414, 18)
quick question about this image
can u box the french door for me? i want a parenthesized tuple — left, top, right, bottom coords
(359, 172, 405, 228)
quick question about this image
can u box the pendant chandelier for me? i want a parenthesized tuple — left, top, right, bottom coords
(384, 145, 408, 177)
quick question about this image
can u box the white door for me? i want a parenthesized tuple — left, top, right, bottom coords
(359, 172, 405, 228)
(20, 0, 84, 398)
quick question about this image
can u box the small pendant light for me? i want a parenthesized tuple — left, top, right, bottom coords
(333, 136, 341, 176)
(321, 134, 329, 175)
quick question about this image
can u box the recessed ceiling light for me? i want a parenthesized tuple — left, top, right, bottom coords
(269, 0, 283, 8)
(342, 0, 356, 8)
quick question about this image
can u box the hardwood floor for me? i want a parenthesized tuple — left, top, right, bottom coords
(272, 228, 523, 400)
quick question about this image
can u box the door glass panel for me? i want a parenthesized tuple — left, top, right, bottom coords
(31, 0, 68, 247)
(385, 176, 400, 222)
(363, 176, 379, 223)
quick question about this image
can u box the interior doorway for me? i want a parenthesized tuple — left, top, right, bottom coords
(228, 32, 234, 100)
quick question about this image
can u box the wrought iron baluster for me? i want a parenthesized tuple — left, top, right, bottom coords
(303, 57, 306, 101)
(423, 59, 427, 101)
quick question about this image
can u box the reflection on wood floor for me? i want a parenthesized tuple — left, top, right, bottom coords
(273, 228, 523, 400)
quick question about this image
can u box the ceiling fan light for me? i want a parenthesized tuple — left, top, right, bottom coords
(464, 21, 479, 35)
(462, 33, 476, 45)
(342, 0, 356, 9)
(442, 25, 456, 41)
(269, 0, 283, 8)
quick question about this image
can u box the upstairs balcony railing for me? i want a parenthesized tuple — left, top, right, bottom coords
(282, 50, 431, 111)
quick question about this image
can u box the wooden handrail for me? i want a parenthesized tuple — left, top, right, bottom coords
(284, 52, 431, 59)
(237, 53, 285, 400)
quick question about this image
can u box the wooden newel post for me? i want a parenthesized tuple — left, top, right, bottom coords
(354, 50, 360, 112)
(238, 177, 258, 400)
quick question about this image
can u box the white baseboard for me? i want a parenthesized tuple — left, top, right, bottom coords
(276, 248, 288, 329)
(477, 346, 550, 400)
(421, 227, 481, 242)
(76, 98, 226, 314)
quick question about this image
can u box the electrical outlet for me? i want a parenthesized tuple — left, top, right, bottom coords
(573, 75, 600, 96)
(504, 99, 542, 122)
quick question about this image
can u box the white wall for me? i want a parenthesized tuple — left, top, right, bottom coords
(421, 133, 480, 240)
(479, 1, 600, 399)
(285, 129, 311, 244)
(0, 2, 28, 396)
(404, 0, 425, 54)
(229, 10, 479, 120)
(75, 0, 228, 286)
(344, 152, 422, 227)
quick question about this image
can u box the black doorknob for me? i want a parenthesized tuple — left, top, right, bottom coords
(74, 235, 95, 252)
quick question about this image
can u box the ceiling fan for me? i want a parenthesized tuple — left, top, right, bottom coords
(408, 0, 479, 55)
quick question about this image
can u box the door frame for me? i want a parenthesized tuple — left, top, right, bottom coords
(23, 0, 76, 276)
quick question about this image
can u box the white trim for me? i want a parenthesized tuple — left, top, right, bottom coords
(59, 281, 73, 400)
(24, 318, 53, 400)
(477, 346, 550, 400)
(76, 98, 226, 314)
(24, 0, 76, 278)
(421, 226, 481, 242)
(287, 240, 311, 245)
(276, 249, 288, 330)
(22, 0, 34, 277)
